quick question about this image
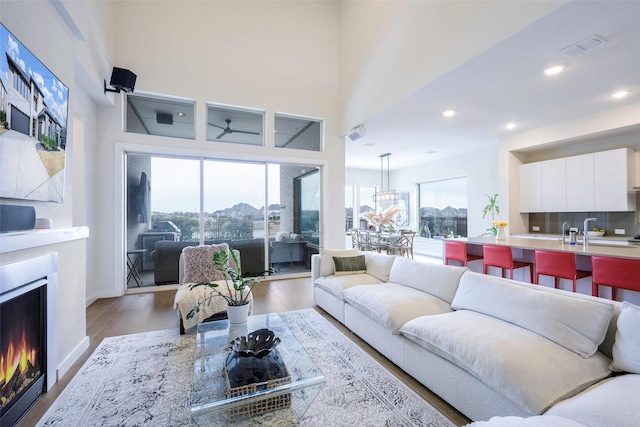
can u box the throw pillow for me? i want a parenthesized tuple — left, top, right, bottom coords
(182, 243, 229, 283)
(333, 255, 366, 276)
(610, 301, 640, 374)
(319, 248, 359, 276)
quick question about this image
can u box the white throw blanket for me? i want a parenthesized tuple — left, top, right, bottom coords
(173, 281, 253, 330)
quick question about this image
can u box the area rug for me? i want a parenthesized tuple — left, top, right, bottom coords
(36, 308, 456, 427)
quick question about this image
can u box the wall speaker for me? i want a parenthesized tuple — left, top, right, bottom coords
(0, 205, 36, 233)
(156, 112, 173, 125)
(104, 67, 137, 93)
(348, 125, 365, 141)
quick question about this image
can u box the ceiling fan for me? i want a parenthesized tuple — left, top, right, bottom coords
(208, 119, 260, 139)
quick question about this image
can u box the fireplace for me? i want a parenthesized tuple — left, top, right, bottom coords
(0, 254, 57, 426)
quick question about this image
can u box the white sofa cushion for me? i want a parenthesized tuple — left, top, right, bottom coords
(364, 252, 396, 282)
(319, 248, 359, 276)
(399, 310, 611, 415)
(610, 301, 640, 374)
(314, 273, 383, 299)
(545, 374, 640, 427)
(451, 272, 614, 358)
(387, 256, 467, 304)
(343, 283, 452, 334)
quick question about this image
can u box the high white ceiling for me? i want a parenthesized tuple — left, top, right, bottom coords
(345, 1, 640, 171)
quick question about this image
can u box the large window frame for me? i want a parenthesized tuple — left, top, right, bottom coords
(418, 177, 468, 238)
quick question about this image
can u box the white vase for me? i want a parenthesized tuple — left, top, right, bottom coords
(496, 226, 506, 241)
(226, 303, 250, 324)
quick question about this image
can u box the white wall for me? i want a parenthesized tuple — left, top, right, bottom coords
(347, 145, 500, 237)
(86, 1, 343, 298)
(337, 1, 566, 132)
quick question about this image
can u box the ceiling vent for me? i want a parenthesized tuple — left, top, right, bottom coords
(561, 35, 607, 56)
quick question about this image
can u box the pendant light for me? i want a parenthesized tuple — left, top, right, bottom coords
(373, 153, 398, 202)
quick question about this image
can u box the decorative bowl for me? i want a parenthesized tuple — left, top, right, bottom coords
(226, 328, 281, 358)
(587, 231, 605, 237)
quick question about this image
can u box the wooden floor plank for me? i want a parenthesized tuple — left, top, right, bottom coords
(17, 278, 470, 427)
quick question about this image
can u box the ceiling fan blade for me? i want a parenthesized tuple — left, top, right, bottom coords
(208, 122, 226, 131)
(233, 130, 260, 136)
(216, 130, 229, 139)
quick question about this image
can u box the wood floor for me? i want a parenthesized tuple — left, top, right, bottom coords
(18, 278, 470, 427)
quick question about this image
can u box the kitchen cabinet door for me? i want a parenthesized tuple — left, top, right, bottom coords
(541, 158, 567, 212)
(519, 162, 542, 212)
(594, 148, 636, 211)
(566, 153, 594, 211)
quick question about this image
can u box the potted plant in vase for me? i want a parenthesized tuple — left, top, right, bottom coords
(481, 193, 500, 237)
(187, 249, 268, 324)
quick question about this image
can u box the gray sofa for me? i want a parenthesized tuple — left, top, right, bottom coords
(152, 239, 265, 284)
(311, 250, 640, 426)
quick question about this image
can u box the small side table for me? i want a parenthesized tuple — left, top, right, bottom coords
(126, 249, 147, 286)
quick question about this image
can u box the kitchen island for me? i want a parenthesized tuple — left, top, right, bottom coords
(456, 235, 640, 305)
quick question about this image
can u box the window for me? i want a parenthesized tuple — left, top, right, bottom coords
(126, 93, 195, 139)
(274, 113, 322, 151)
(358, 185, 376, 229)
(207, 104, 264, 146)
(345, 185, 354, 231)
(125, 153, 320, 287)
(418, 177, 468, 238)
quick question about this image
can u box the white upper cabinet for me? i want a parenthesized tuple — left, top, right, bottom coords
(519, 148, 636, 213)
(594, 148, 636, 211)
(566, 153, 595, 211)
(541, 158, 567, 212)
(519, 162, 542, 212)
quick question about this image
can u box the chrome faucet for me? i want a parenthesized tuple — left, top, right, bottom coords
(583, 218, 597, 246)
(562, 222, 569, 244)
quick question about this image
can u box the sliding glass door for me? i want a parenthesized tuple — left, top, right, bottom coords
(125, 153, 320, 289)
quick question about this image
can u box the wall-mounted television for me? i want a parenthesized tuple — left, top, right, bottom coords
(0, 22, 69, 202)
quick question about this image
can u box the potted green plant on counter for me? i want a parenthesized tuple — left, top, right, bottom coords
(187, 249, 268, 324)
(481, 193, 500, 237)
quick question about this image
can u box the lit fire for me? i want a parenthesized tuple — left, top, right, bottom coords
(1, 329, 39, 407)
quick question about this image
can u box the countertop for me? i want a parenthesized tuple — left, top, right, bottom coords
(465, 235, 640, 260)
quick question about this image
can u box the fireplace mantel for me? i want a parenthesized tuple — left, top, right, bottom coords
(0, 226, 89, 254)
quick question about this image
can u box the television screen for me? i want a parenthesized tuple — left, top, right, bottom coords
(0, 22, 69, 202)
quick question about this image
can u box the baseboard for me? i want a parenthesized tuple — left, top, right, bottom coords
(57, 336, 90, 381)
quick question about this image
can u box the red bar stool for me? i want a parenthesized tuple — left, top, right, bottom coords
(482, 245, 533, 282)
(444, 240, 483, 266)
(591, 256, 640, 300)
(533, 250, 591, 292)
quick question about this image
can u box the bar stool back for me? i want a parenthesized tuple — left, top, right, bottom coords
(444, 240, 483, 266)
(591, 255, 640, 300)
(482, 244, 533, 282)
(533, 250, 591, 292)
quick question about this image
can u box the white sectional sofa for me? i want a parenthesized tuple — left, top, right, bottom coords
(311, 250, 640, 426)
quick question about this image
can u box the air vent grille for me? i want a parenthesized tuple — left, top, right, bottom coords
(561, 35, 607, 56)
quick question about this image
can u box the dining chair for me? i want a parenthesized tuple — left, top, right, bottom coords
(533, 250, 591, 292)
(482, 245, 533, 283)
(391, 230, 416, 258)
(591, 255, 640, 300)
(444, 240, 483, 266)
(368, 230, 390, 254)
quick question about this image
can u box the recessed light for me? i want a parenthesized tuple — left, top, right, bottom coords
(177, 112, 185, 117)
(544, 65, 565, 75)
(505, 122, 518, 130)
(442, 110, 456, 117)
(611, 90, 630, 99)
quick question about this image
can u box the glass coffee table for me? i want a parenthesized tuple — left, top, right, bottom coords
(190, 313, 325, 425)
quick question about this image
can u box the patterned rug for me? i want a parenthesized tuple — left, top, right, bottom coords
(36, 308, 456, 427)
